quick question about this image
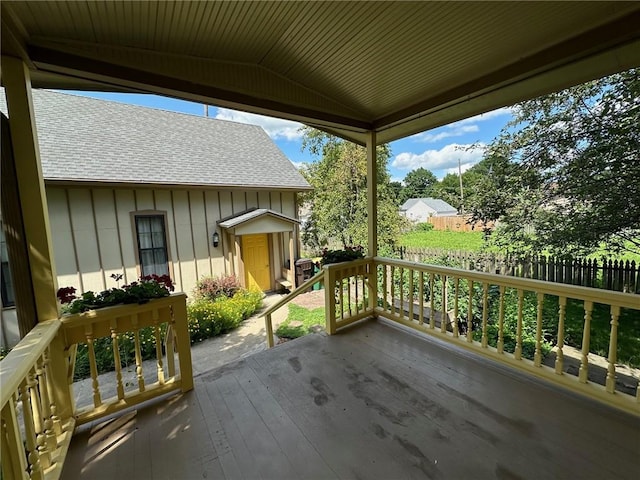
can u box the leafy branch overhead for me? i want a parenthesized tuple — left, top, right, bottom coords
(299, 127, 406, 255)
(469, 68, 639, 256)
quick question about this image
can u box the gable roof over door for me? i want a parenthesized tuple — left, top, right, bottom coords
(2, 1, 638, 145)
(0, 89, 310, 190)
(218, 208, 299, 236)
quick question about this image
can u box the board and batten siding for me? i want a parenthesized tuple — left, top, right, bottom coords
(46, 186, 297, 295)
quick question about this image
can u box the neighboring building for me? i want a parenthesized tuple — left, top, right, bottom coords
(1, 90, 310, 347)
(400, 198, 458, 223)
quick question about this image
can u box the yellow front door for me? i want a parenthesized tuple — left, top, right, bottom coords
(242, 233, 271, 291)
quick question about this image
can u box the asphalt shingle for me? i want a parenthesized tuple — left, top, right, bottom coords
(0, 89, 310, 190)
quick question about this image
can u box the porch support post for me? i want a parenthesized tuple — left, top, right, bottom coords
(366, 131, 378, 314)
(366, 131, 377, 257)
(1, 56, 59, 322)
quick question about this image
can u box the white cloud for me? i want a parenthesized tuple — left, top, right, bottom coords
(391, 143, 486, 171)
(214, 108, 304, 141)
(443, 162, 475, 176)
(412, 106, 512, 143)
(291, 161, 308, 170)
(416, 124, 479, 143)
(456, 107, 513, 125)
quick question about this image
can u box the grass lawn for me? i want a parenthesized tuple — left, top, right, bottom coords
(276, 304, 325, 339)
(399, 230, 484, 250)
(399, 230, 639, 263)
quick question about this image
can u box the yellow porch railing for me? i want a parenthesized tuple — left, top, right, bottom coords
(374, 257, 639, 416)
(0, 293, 193, 480)
(1, 320, 74, 480)
(263, 259, 376, 346)
(266, 257, 639, 416)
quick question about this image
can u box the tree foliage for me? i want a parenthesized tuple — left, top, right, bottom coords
(300, 128, 405, 255)
(470, 68, 640, 255)
(398, 167, 438, 204)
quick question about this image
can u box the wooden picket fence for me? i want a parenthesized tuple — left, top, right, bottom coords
(395, 247, 639, 293)
(425, 215, 493, 232)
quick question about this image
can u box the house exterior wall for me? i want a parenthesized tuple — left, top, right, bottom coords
(404, 203, 437, 223)
(45, 185, 298, 296)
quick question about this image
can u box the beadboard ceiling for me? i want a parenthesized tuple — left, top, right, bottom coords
(2, 1, 639, 144)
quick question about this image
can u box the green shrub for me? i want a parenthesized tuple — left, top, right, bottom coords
(194, 274, 241, 301)
(187, 289, 263, 343)
(414, 222, 434, 232)
(321, 245, 365, 265)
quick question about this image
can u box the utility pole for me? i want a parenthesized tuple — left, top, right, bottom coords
(458, 158, 464, 215)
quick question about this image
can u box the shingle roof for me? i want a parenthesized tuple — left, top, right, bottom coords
(0, 89, 310, 190)
(400, 198, 458, 213)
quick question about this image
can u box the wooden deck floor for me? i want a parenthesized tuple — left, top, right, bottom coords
(62, 319, 639, 480)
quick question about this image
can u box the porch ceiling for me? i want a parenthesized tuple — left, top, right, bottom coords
(2, 1, 640, 145)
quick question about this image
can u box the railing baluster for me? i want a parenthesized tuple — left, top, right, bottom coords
(418, 271, 424, 325)
(110, 319, 125, 400)
(36, 357, 57, 453)
(265, 313, 275, 348)
(20, 379, 44, 480)
(579, 301, 593, 383)
(342, 274, 347, 319)
(382, 264, 388, 311)
(43, 347, 62, 437)
(534, 293, 544, 366)
(441, 275, 448, 334)
(2, 394, 29, 480)
(361, 266, 366, 311)
(466, 279, 473, 342)
(555, 296, 567, 374)
(399, 267, 405, 319)
(390, 266, 396, 316)
(497, 286, 505, 353)
(453, 277, 459, 338)
(28, 368, 51, 470)
(606, 305, 620, 393)
(481, 283, 489, 347)
(166, 323, 176, 378)
(153, 309, 166, 385)
(515, 289, 524, 359)
(355, 267, 359, 313)
(429, 273, 435, 329)
(131, 314, 146, 391)
(408, 268, 414, 322)
(85, 326, 103, 407)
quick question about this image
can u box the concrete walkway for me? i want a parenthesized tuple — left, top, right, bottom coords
(71, 292, 299, 410)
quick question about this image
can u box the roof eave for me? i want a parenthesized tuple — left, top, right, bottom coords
(43, 178, 312, 192)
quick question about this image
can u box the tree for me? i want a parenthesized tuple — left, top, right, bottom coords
(470, 68, 640, 255)
(399, 167, 438, 204)
(300, 128, 405, 255)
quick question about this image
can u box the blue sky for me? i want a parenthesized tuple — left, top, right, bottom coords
(67, 91, 512, 182)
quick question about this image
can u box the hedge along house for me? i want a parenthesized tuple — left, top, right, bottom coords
(0, 89, 310, 347)
(2, 3, 640, 479)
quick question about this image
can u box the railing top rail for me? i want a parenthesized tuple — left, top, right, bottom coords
(59, 292, 188, 328)
(324, 257, 373, 270)
(0, 318, 61, 408)
(263, 269, 325, 317)
(375, 257, 640, 309)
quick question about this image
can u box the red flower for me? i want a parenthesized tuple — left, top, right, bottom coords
(56, 286, 77, 304)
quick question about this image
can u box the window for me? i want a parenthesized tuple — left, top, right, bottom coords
(134, 215, 169, 277)
(1, 224, 15, 307)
